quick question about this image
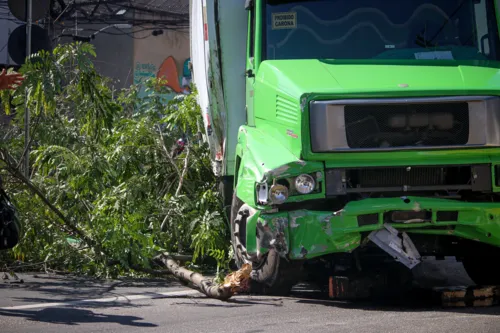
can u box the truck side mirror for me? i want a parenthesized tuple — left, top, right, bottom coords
(245, 0, 253, 10)
(246, 57, 255, 77)
(480, 34, 490, 55)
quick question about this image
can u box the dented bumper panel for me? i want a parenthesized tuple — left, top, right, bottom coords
(246, 196, 500, 260)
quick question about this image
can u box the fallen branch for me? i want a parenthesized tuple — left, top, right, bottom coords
(160, 144, 191, 237)
(156, 124, 182, 181)
(159, 253, 193, 262)
(44, 263, 72, 276)
(155, 253, 251, 301)
(0, 149, 96, 249)
(129, 265, 171, 276)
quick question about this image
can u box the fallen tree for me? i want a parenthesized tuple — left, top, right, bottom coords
(0, 43, 238, 286)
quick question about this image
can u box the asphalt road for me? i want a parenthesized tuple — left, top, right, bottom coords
(0, 260, 499, 333)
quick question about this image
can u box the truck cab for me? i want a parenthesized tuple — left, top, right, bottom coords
(190, 0, 500, 295)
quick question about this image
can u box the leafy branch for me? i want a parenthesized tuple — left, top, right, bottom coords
(0, 42, 229, 278)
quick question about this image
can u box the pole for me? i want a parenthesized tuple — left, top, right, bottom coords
(24, 0, 32, 177)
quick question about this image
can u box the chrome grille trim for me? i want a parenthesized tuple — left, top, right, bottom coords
(310, 96, 500, 152)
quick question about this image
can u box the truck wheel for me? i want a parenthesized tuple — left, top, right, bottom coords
(230, 191, 303, 296)
(218, 176, 234, 224)
(230, 191, 247, 268)
(0, 220, 19, 250)
(0, 192, 20, 250)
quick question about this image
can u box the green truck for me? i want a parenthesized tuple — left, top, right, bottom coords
(189, 0, 500, 295)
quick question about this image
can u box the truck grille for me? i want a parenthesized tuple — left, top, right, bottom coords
(344, 102, 469, 149)
(324, 165, 494, 195)
(356, 166, 445, 187)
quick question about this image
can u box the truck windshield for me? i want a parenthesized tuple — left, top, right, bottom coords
(264, 0, 500, 62)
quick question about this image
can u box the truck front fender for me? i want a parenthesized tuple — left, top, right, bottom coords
(234, 125, 322, 208)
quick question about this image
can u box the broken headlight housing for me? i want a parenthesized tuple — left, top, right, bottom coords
(256, 172, 322, 206)
(269, 183, 289, 204)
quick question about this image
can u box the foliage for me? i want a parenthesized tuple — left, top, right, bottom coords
(209, 247, 234, 284)
(0, 43, 229, 278)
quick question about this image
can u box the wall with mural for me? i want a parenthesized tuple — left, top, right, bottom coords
(133, 28, 191, 100)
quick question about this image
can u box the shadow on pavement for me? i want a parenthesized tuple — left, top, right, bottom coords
(2, 272, 499, 319)
(0, 307, 157, 327)
(6, 297, 145, 309)
(1, 274, 180, 291)
(7, 294, 200, 310)
(288, 259, 500, 316)
(171, 302, 251, 308)
(171, 297, 284, 308)
(0, 273, 184, 305)
(290, 286, 500, 316)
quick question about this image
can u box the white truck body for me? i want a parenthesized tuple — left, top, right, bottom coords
(189, 0, 247, 177)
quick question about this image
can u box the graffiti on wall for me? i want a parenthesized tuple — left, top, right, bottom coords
(133, 62, 157, 85)
(157, 56, 191, 94)
(133, 56, 191, 99)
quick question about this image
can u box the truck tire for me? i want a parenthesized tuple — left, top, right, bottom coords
(0, 190, 20, 250)
(230, 191, 303, 296)
(218, 176, 234, 224)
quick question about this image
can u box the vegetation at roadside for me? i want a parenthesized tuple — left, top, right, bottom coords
(0, 43, 231, 280)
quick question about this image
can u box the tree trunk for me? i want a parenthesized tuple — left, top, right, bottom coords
(155, 253, 252, 301)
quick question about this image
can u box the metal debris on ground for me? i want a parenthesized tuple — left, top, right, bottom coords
(434, 285, 500, 307)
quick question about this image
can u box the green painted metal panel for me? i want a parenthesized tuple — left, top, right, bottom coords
(249, 196, 500, 260)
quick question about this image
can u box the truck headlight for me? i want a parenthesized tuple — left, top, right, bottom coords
(269, 184, 288, 204)
(295, 174, 316, 194)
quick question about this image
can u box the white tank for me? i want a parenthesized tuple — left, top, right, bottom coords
(189, 0, 247, 177)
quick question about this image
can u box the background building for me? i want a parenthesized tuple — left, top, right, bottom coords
(0, 0, 190, 101)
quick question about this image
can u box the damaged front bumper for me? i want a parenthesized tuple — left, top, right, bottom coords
(245, 196, 500, 261)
